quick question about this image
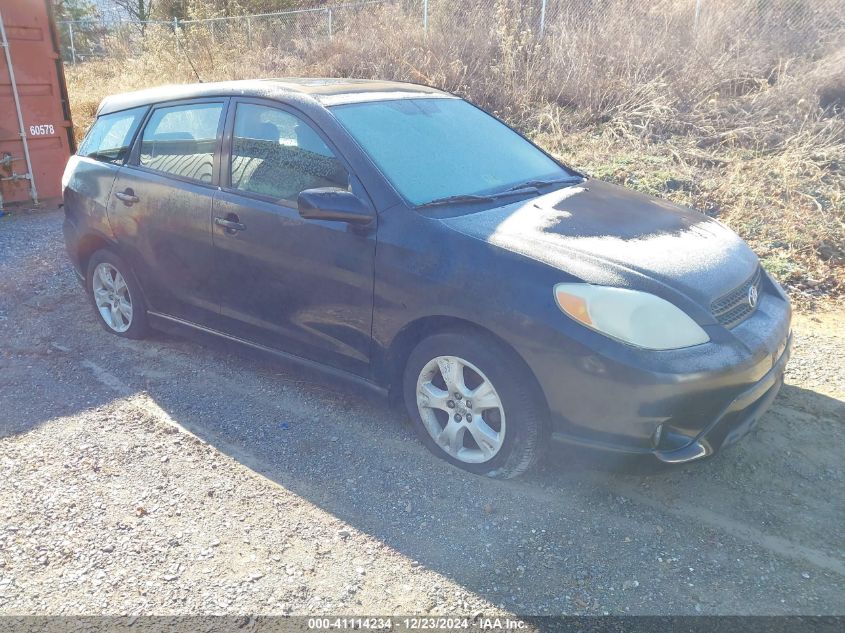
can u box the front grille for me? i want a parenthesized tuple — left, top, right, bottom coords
(711, 267, 762, 328)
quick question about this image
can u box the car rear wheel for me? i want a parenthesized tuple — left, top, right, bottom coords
(86, 250, 148, 339)
(403, 330, 545, 478)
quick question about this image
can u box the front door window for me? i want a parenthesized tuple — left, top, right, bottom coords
(230, 103, 348, 205)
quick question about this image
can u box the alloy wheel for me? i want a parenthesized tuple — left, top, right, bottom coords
(416, 355, 506, 464)
(92, 262, 133, 333)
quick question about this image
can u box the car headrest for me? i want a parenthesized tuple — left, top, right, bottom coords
(240, 120, 280, 143)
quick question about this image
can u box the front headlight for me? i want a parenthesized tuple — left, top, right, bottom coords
(554, 283, 709, 350)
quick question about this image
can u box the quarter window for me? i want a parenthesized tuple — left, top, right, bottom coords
(78, 107, 146, 165)
(230, 103, 348, 205)
(139, 102, 224, 183)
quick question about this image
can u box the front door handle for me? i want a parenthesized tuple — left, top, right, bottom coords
(114, 189, 139, 205)
(214, 215, 246, 233)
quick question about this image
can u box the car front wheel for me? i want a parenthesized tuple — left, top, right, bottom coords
(403, 330, 545, 478)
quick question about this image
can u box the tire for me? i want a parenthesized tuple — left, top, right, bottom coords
(86, 249, 149, 340)
(402, 329, 546, 479)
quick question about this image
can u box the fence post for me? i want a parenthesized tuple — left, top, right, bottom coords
(247, 15, 252, 46)
(423, 0, 428, 33)
(173, 16, 179, 54)
(539, 0, 547, 36)
(327, 7, 332, 39)
(68, 22, 76, 64)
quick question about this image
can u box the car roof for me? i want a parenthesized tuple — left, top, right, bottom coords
(97, 78, 455, 115)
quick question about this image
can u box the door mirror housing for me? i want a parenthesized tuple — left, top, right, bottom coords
(298, 188, 374, 225)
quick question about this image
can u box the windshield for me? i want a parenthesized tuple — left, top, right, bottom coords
(331, 98, 576, 206)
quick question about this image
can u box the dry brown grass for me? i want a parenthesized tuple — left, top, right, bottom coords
(65, 0, 845, 306)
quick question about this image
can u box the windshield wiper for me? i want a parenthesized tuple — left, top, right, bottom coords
(418, 186, 550, 208)
(501, 176, 583, 193)
(417, 194, 496, 208)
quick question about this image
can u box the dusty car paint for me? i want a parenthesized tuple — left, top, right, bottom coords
(63, 79, 792, 463)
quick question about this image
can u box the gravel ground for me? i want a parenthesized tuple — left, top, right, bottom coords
(0, 210, 843, 616)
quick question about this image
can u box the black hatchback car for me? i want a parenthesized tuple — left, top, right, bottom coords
(63, 78, 791, 478)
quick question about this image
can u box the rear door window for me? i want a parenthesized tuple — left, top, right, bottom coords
(78, 107, 147, 165)
(229, 103, 348, 205)
(138, 102, 224, 184)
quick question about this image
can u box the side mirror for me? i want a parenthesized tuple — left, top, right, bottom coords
(298, 188, 374, 225)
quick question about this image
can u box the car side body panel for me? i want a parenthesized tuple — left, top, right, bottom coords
(61, 155, 121, 276)
(207, 97, 384, 376)
(108, 164, 220, 326)
(210, 189, 377, 376)
(104, 98, 229, 326)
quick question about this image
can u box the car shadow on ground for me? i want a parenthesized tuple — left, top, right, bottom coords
(109, 330, 845, 601)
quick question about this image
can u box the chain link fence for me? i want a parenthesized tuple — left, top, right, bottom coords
(57, 0, 845, 64)
(57, 0, 399, 63)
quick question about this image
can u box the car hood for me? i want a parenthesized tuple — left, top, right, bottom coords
(439, 179, 759, 307)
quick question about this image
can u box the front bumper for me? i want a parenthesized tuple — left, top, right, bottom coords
(652, 331, 790, 463)
(522, 278, 792, 462)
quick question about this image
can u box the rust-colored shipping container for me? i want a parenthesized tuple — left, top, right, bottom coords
(0, 0, 74, 211)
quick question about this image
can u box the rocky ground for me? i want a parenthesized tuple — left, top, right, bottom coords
(0, 210, 843, 616)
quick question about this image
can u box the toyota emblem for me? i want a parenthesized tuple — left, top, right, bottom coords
(747, 285, 758, 308)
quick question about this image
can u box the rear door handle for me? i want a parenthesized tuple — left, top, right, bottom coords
(214, 216, 246, 233)
(114, 189, 139, 205)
